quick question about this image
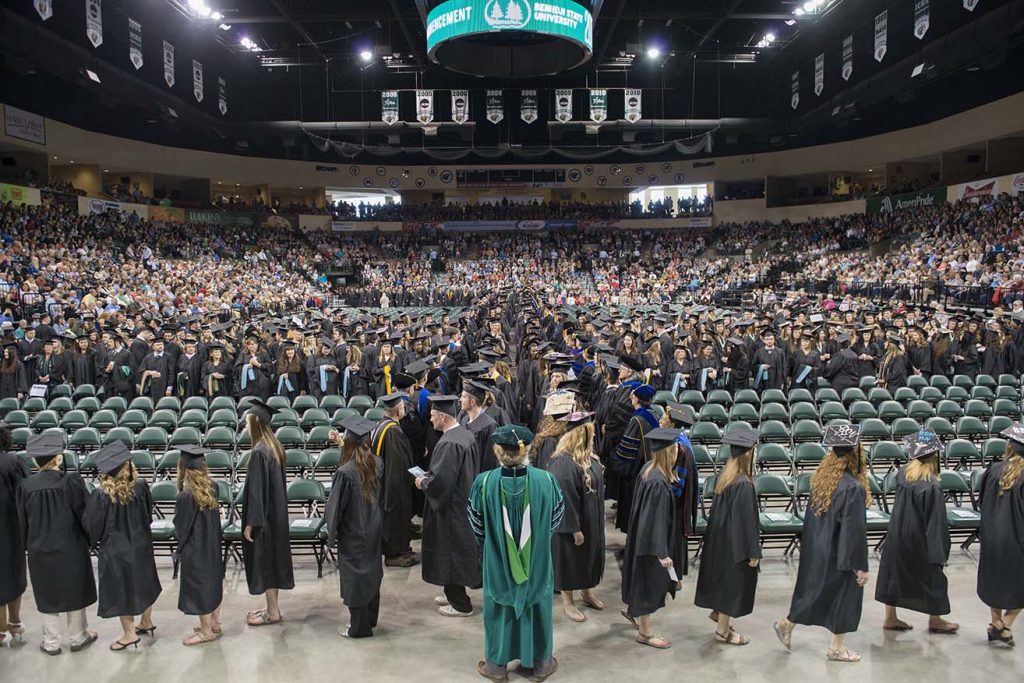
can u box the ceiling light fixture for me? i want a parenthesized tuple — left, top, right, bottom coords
(359, 49, 373, 62)
(218, 23, 231, 31)
(646, 46, 661, 60)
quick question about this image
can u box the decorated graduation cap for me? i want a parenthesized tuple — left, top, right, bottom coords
(557, 411, 594, 430)
(902, 430, 942, 460)
(490, 424, 534, 449)
(722, 425, 759, 455)
(92, 441, 132, 475)
(1000, 422, 1024, 454)
(428, 394, 460, 417)
(543, 390, 576, 417)
(341, 416, 376, 443)
(26, 431, 65, 465)
(643, 427, 683, 452)
(378, 391, 406, 409)
(178, 444, 209, 470)
(246, 398, 279, 426)
(632, 383, 656, 402)
(822, 423, 861, 450)
(665, 402, 696, 427)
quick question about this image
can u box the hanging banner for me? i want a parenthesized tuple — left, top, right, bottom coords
(218, 77, 227, 115)
(416, 90, 434, 124)
(85, 0, 103, 48)
(790, 71, 799, 110)
(914, 0, 929, 40)
(381, 91, 399, 125)
(486, 90, 504, 124)
(34, 0, 52, 21)
(842, 35, 853, 81)
(163, 41, 175, 87)
(192, 60, 203, 102)
(624, 88, 642, 123)
(129, 18, 143, 70)
(964, 0, 979, 10)
(520, 89, 538, 124)
(451, 89, 469, 124)
(589, 89, 607, 123)
(874, 11, 887, 62)
(555, 89, 573, 122)
(814, 54, 824, 96)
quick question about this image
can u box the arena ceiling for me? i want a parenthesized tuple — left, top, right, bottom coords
(1, 0, 1022, 164)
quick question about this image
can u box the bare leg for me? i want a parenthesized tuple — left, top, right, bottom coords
(8, 595, 22, 628)
(137, 606, 155, 631)
(928, 614, 959, 632)
(638, 615, 653, 636)
(0, 602, 7, 642)
(827, 632, 860, 661)
(212, 606, 222, 632)
(991, 607, 1005, 630)
(118, 616, 137, 644)
(265, 589, 281, 620)
(829, 633, 845, 651)
(580, 589, 604, 609)
(883, 605, 912, 630)
(198, 613, 215, 638)
(1002, 609, 1021, 630)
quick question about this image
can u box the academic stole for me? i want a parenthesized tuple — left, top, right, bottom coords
(207, 374, 219, 396)
(384, 363, 393, 395)
(492, 471, 532, 585)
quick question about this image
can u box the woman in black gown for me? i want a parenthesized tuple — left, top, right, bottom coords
(774, 424, 869, 662)
(548, 414, 605, 623)
(0, 424, 29, 645)
(976, 423, 1024, 647)
(874, 431, 958, 634)
(85, 442, 162, 650)
(273, 342, 304, 401)
(0, 343, 27, 400)
(878, 335, 908, 390)
(529, 391, 574, 470)
(201, 343, 233, 398)
(174, 445, 223, 645)
(694, 425, 761, 646)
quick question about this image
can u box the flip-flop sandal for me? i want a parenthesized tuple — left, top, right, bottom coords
(110, 637, 141, 651)
(883, 622, 914, 631)
(620, 608, 638, 629)
(246, 610, 282, 626)
(715, 630, 750, 646)
(580, 595, 605, 610)
(563, 605, 586, 623)
(636, 632, 671, 649)
(193, 625, 223, 635)
(928, 624, 959, 634)
(826, 647, 861, 662)
(773, 621, 794, 650)
(183, 632, 221, 647)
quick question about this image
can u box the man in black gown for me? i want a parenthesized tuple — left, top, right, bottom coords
(372, 392, 417, 567)
(751, 329, 787, 392)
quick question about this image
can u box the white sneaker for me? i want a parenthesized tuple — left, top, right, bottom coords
(438, 605, 474, 617)
(433, 595, 449, 606)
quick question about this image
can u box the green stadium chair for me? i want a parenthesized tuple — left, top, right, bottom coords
(137, 426, 170, 453)
(929, 375, 952, 391)
(791, 419, 823, 444)
(940, 471, 980, 549)
(868, 440, 905, 476)
(363, 408, 385, 422)
(787, 388, 813, 405)
(814, 388, 840, 404)
(759, 402, 790, 425)
(47, 396, 73, 415)
(907, 400, 935, 420)
(235, 449, 252, 472)
(72, 384, 96, 399)
(330, 408, 360, 426)
(695, 474, 717, 540)
(347, 395, 374, 415)
(275, 425, 306, 449)
(982, 438, 1008, 464)
(178, 409, 208, 430)
(935, 400, 963, 420)
(893, 387, 918, 404)
(997, 373, 1020, 387)
(181, 396, 209, 413)
(149, 479, 179, 516)
(789, 402, 819, 422)
(87, 409, 118, 433)
(729, 403, 759, 425)
(955, 416, 987, 441)
(0, 397, 20, 416)
(906, 375, 928, 392)
(292, 395, 318, 414)
(756, 443, 792, 473)
(652, 390, 677, 407)
(698, 404, 729, 425)
(679, 390, 705, 408)
(841, 388, 867, 406)
(867, 387, 894, 406)
(792, 472, 813, 517)
(733, 389, 761, 406)
(269, 409, 300, 429)
(761, 389, 788, 406)
(794, 443, 825, 471)
(169, 427, 202, 448)
(877, 400, 907, 423)
(285, 449, 314, 478)
(305, 425, 333, 453)
(858, 376, 878, 391)
(995, 385, 1021, 401)
(208, 408, 238, 429)
(148, 409, 178, 432)
(128, 396, 154, 415)
(918, 386, 943, 405)
(155, 450, 181, 478)
(236, 429, 252, 451)
(754, 473, 802, 555)
(74, 396, 101, 414)
(30, 409, 59, 430)
(287, 476, 326, 516)
(849, 400, 878, 422)
(49, 384, 72, 400)
(963, 399, 992, 420)
(975, 374, 996, 390)
(707, 389, 733, 407)
(970, 386, 995, 403)
(858, 418, 890, 443)
(690, 422, 722, 445)
(988, 416, 1013, 437)
(952, 374, 975, 390)
(759, 420, 790, 444)
(891, 417, 923, 440)
(118, 409, 149, 433)
(210, 396, 237, 413)
(100, 396, 128, 415)
(68, 427, 101, 453)
(203, 426, 236, 451)
(204, 449, 234, 479)
(155, 396, 181, 413)
(314, 448, 342, 480)
(724, 420, 753, 435)
(690, 444, 715, 472)
(101, 427, 135, 449)
(924, 416, 955, 440)
(22, 397, 47, 415)
(59, 409, 88, 431)
(944, 386, 969, 403)
(944, 439, 981, 470)
(713, 444, 732, 469)
(300, 408, 330, 429)
(11, 428, 32, 449)
(130, 450, 156, 480)
(819, 401, 848, 422)
(267, 396, 291, 411)
(319, 395, 347, 412)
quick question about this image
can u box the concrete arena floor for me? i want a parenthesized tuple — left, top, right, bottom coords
(2, 506, 1020, 682)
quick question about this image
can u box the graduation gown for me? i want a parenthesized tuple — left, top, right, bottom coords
(176, 353, 204, 398)
(201, 360, 233, 398)
(879, 353, 908, 390)
(324, 460, 383, 608)
(241, 444, 295, 594)
(548, 454, 605, 591)
(906, 344, 932, 378)
(371, 418, 415, 556)
(173, 486, 224, 615)
(67, 350, 97, 387)
(305, 355, 340, 400)
(85, 480, 163, 617)
(621, 466, 679, 618)
(0, 452, 30, 605)
(460, 411, 498, 474)
(694, 477, 761, 617)
(16, 470, 97, 613)
(874, 469, 950, 614)
(33, 352, 65, 388)
(790, 349, 821, 390)
(234, 354, 271, 400)
(0, 365, 27, 399)
(787, 474, 868, 634)
(611, 406, 660, 532)
(100, 346, 134, 397)
(529, 433, 561, 471)
(421, 426, 481, 588)
(824, 348, 861, 393)
(976, 459, 1024, 609)
(139, 352, 174, 400)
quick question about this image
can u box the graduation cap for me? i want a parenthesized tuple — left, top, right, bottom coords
(902, 430, 942, 460)
(602, 356, 622, 371)
(379, 391, 407, 409)
(726, 336, 745, 347)
(26, 432, 64, 465)
(92, 441, 132, 475)
(393, 373, 418, 390)
(403, 359, 433, 378)
(632, 384, 656, 402)
(836, 333, 851, 345)
(722, 425, 759, 455)
(620, 355, 645, 373)
(643, 427, 683, 452)
(557, 411, 594, 429)
(490, 424, 534, 449)
(246, 398, 279, 426)
(427, 394, 460, 417)
(543, 391, 577, 417)
(822, 423, 861, 449)
(1000, 422, 1024, 454)
(179, 444, 209, 470)
(459, 361, 494, 376)
(462, 380, 491, 403)
(341, 417, 376, 443)
(665, 402, 696, 427)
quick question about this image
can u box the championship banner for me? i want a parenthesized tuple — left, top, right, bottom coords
(34, 0, 52, 21)
(874, 11, 887, 62)
(520, 89, 538, 124)
(964, 0, 979, 10)
(555, 89, 572, 122)
(129, 18, 143, 70)
(192, 60, 203, 102)
(842, 35, 853, 81)
(486, 90, 504, 124)
(914, 0, 929, 40)
(86, 0, 103, 48)
(416, 90, 434, 124)
(218, 77, 227, 115)
(624, 88, 642, 123)
(589, 89, 607, 123)
(451, 89, 469, 124)
(163, 41, 175, 87)
(814, 54, 824, 96)
(790, 71, 799, 110)
(382, 91, 399, 125)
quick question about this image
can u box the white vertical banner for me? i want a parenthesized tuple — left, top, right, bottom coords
(163, 41, 175, 87)
(416, 90, 434, 124)
(520, 90, 538, 124)
(588, 89, 607, 122)
(85, 0, 103, 48)
(914, 0, 930, 40)
(964, 0, 979, 10)
(34, 0, 52, 21)
(841, 35, 853, 81)
(381, 91, 399, 125)
(814, 54, 824, 96)
(555, 89, 573, 122)
(451, 90, 469, 124)
(128, 18, 143, 70)
(485, 90, 504, 124)
(624, 89, 642, 123)
(192, 60, 203, 102)
(791, 71, 799, 110)
(874, 11, 887, 62)
(218, 77, 227, 115)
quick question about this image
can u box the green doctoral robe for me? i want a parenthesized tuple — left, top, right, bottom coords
(468, 466, 564, 668)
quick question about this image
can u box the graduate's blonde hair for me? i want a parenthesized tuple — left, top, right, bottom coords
(553, 422, 597, 493)
(494, 442, 528, 468)
(643, 445, 679, 484)
(715, 448, 754, 495)
(809, 446, 871, 515)
(100, 461, 138, 505)
(176, 461, 218, 511)
(905, 454, 940, 482)
(247, 413, 286, 468)
(999, 446, 1024, 495)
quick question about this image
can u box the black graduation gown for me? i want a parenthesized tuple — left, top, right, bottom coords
(324, 460, 383, 607)
(201, 361, 233, 398)
(824, 348, 861, 393)
(16, 470, 97, 613)
(0, 365, 27, 399)
(372, 418, 414, 557)
(790, 349, 822, 390)
(980, 341, 1010, 377)
(0, 452, 29, 604)
(906, 344, 932, 378)
(530, 434, 560, 471)
(752, 346, 786, 391)
(176, 353, 205, 398)
(874, 469, 950, 614)
(241, 444, 295, 594)
(621, 466, 679, 618)
(879, 353, 908, 389)
(953, 336, 980, 377)
(234, 354, 271, 400)
(68, 350, 97, 387)
(976, 460, 1024, 609)
(33, 352, 65, 387)
(611, 409, 658, 532)
(421, 426, 481, 588)
(85, 481, 163, 617)
(694, 476, 761, 618)
(173, 487, 224, 615)
(460, 411, 497, 474)
(548, 454, 605, 591)
(305, 355, 340, 400)
(100, 346, 134, 397)
(787, 474, 868, 634)
(139, 353, 174, 400)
